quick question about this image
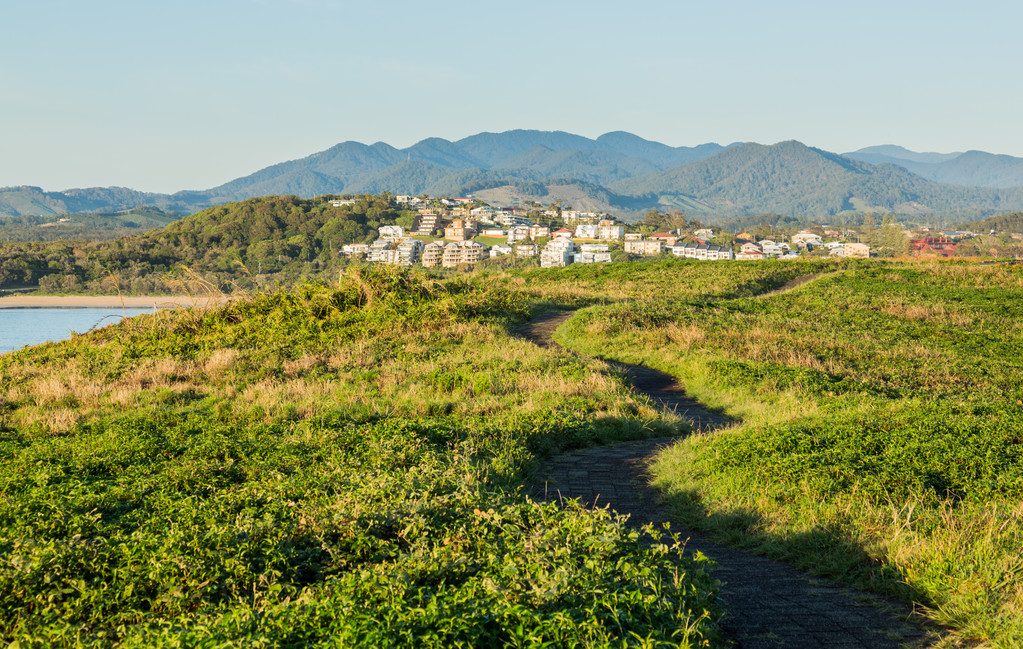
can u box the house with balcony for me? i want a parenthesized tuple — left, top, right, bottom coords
(597, 220, 625, 240)
(393, 239, 424, 266)
(514, 244, 539, 257)
(577, 243, 611, 264)
(414, 210, 443, 236)
(624, 239, 665, 255)
(529, 224, 551, 239)
(442, 241, 487, 267)
(378, 225, 405, 240)
(445, 219, 477, 241)
(421, 242, 445, 268)
(541, 238, 578, 267)
(507, 225, 531, 243)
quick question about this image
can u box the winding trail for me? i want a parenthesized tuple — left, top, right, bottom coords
(519, 310, 933, 649)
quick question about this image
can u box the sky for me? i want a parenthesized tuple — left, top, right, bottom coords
(3, 0, 1022, 193)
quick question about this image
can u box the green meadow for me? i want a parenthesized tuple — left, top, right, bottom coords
(2, 257, 1021, 646)
(555, 259, 1023, 647)
(0, 268, 719, 647)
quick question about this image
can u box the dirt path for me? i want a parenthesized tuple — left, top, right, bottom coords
(519, 311, 932, 648)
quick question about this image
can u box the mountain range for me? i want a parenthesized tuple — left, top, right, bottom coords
(4, 130, 1023, 223)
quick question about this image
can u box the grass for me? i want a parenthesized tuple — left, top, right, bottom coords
(6, 255, 1016, 646)
(554, 259, 1023, 647)
(0, 266, 722, 647)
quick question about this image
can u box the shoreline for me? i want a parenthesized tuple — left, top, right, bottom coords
(0, 295, 229, 309)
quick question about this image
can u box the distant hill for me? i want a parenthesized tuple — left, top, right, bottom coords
(6, 131, 1023, 224)
(845, 146, 1023, 188)
(0, 207, 179, 242)
(0, 186, 183, 217)
(846, 145, 961, 165)
(959, 212, 1023, 233)
(611, 141, 1023, 218)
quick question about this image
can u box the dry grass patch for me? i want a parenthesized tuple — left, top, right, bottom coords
(122, 357, 200, 389)
(15, 406, 81, 434)
(204, 348, 240, 375)
(662, 323, 707, 349)
(282, 354, 325, 378)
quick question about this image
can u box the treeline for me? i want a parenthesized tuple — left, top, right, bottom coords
(0, 194, 413, 294)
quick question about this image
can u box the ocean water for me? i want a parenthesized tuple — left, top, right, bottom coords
(0, 307, 156, 355)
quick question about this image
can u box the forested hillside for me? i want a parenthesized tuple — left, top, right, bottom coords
(611, 141, 1023, 218)
(0, 195, 407, 293)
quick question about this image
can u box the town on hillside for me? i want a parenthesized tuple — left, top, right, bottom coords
(331, 195, 1002, 269)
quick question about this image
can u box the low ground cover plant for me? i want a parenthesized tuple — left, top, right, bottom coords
(0, 267, 721, 646)
(556, 260, 1023, 646)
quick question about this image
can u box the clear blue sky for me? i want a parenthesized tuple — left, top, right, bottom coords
(3, 0, 1021, 193)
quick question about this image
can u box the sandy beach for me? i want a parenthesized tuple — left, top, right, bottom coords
(0, 295, 229, 309)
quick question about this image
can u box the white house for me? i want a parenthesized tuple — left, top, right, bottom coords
(341, 243, 370, 256)
(597, 220, 625, 240)
(507, 225, 531, 243)
(378, 225, 405, 240)
(442, 240, 488, 267)
(624, 239, 665, 255)
(421, 242, 445, 268)
(577, 243, 611, 264)
(736, 249, 766, 260)
(529, 224, 551, 239)
(500, 214, 533, 228)
(791, 231, 824, 249)
(671, 243, 734, 260)
(393, 239, 424, 266)
(366, 240, 395, 263)
(540, 238, 578, 267)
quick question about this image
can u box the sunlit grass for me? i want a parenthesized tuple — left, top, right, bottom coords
(552, 259, 1023, 647)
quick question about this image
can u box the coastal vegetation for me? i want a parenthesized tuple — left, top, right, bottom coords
(555, 260, 1023, 647)
(0, 267, 722, 647)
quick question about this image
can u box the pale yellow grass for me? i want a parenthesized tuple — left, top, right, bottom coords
(204, 348, 240, 375)
(881, 302, 976, 327)
(17, 407, 81, 434)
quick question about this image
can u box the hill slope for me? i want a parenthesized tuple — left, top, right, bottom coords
(611, 141, 1023, 218)
(845, 146, 1023, 188)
